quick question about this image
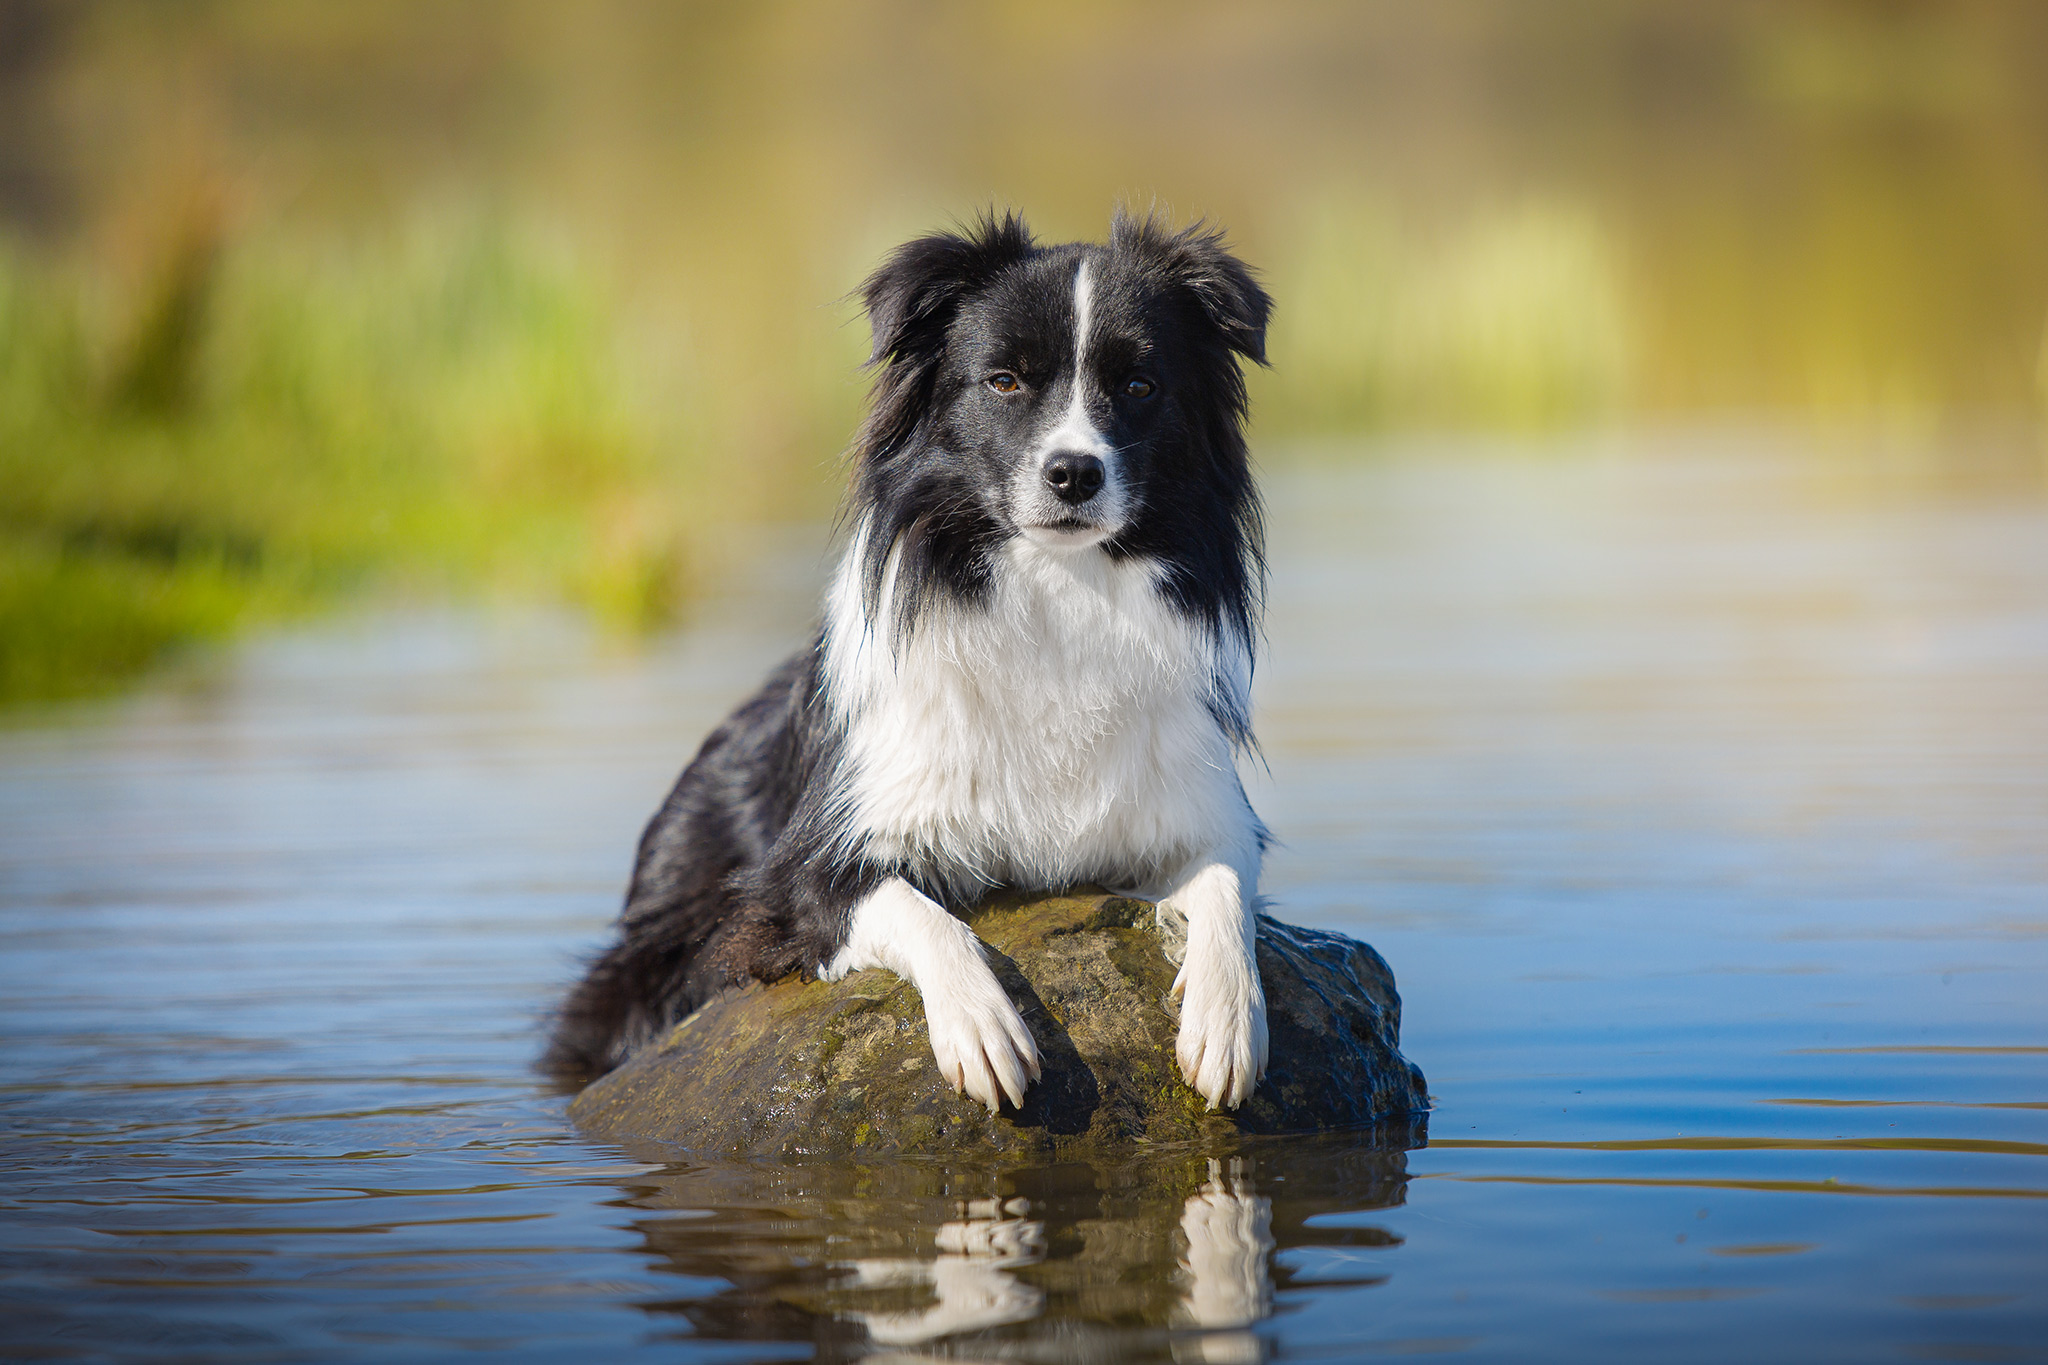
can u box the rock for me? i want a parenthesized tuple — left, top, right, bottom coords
(569, 890, 1430, 1159)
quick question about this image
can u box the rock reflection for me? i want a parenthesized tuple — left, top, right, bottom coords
(614, 1132, 1415, 1362)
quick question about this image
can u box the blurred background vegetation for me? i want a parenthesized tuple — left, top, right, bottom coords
(2, 0, 2046, 706)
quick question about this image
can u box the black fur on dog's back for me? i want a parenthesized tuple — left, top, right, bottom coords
(541, 652, 826, 1080)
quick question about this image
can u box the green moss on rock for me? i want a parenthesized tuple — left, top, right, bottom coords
(569, 890, 1429, 1159)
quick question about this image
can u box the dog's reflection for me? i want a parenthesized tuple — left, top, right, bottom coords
(1173, 1157, 1275, 1363)
(845, 1196, 1047, 1346)
(837, 1163, 1278, 1358)
(620, 1137, 1417, 1356)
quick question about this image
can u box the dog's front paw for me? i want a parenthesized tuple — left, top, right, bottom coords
(1171, 941, 1268, 1110)
(922, 957, 1042, 1114)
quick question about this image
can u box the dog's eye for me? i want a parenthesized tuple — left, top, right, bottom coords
(1124, 376, 1156, 399)
(987, 372, 1021, 394)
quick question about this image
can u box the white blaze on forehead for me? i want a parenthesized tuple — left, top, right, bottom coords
(1038, 259, 1107, 457)
(1072, 258, 1093, 371)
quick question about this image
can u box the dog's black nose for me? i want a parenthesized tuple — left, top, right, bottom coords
(1043, 454, 1105, 506)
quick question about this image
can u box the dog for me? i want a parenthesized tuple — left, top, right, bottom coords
(545, 210, 1274, 1112)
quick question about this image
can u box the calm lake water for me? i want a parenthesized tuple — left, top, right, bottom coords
(4, 438, 2045, 1362)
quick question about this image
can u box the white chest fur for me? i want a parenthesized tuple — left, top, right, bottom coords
(820, 528, 1255, 899)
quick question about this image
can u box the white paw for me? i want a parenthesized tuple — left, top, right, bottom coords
(921, 945, 1042, 1113)
(1171, 939, 1268, 1110)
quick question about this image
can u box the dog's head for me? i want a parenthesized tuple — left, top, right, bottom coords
(850, 210, 1271, 633)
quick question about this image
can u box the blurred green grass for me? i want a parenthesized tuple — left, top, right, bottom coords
(0, 217, 697, 705)
(6, 1, 2048, 708)
(5, 187, 2043, 707)
(1, 198, 1658, 708)
(1259, 199, 1632, 432)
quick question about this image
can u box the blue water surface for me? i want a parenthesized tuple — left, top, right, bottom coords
(3, 437, 2045, 1362)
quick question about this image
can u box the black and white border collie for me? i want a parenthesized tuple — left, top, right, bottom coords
(546, 210, 1274, 1112)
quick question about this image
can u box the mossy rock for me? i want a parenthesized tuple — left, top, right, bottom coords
(569, 890, 1429, 1159)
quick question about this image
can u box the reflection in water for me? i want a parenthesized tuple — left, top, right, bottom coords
(619, 1140, 1405, 1362)
(849, 1199, 1046, 1346)
(1175, 1160, 1277, 1365)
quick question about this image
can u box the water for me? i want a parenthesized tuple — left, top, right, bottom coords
(3, 438, 2045, 1362)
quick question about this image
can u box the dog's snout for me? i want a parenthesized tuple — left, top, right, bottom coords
(1042, 453, 1105, 506)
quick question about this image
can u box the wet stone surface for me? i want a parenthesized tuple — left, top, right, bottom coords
(569, 891, 1431, 1159)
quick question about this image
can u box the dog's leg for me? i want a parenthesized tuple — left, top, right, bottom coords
(1160, 837, 1268, 1110)
(821, 878, 1041, 1113)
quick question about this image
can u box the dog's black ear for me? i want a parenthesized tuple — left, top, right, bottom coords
(860, 211, 1037, 371)
(854, 212, 1035, 478)
(851, 213, 1035, 623)
(1112, 210, 1271, 365)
